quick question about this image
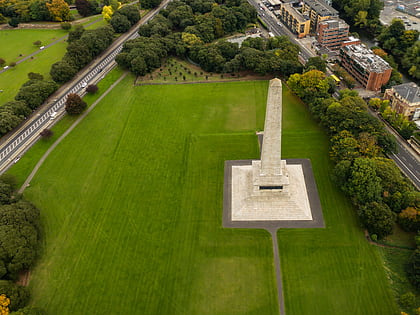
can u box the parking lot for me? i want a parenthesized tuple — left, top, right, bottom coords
(380, 0, 420, 31)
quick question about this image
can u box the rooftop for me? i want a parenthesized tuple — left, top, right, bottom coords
(319, 18, 349, 29)
(392, 82, 420, 104)
(341, 44, 392, 73)
(303, 0, 338, 16)
(283, 3, 310, 23)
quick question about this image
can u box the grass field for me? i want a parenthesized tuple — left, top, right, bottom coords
(0, 29, 67, 63)
(13, 77, 398, 314)
(0, 38, 67, 104)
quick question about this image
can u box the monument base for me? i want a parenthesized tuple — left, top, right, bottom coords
(223, 159, 324, 229)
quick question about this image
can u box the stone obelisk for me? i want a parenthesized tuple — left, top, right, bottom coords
(252, 78, 289, 192)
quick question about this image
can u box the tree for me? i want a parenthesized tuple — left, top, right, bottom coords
(117, 5, 140, 26)
(408, 247, 420, 290)
(39, 128, 53, 139)
(27, 72, 43, 80)
(49, 60, 77, 83)
(67, 25, 85, 43)
(398, 207, 420, 232)
(304, 56, 326, 73)
(0, 294, 10, 315)
(33, 40, 42, 47)
(101, 5, 114, 22)
(346, 158, 382, 205)
(0, 281, 29, 311)
(29, 0, 51, 21)
(46, 0, 70, 21)
(15, 80, 57, 110)
(65, 93, 87, 115)
(85, 84, 98, 94)
(358, 201, 395, 239)
(110, 13, 131, 33)
(75, 0, 92, 17)
(330, 130, 360, 162)
(0, 59, 5, 67)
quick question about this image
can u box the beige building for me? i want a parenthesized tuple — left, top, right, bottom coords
(278, 2, 311, 38)
(302, 0, 339, 32)
(384, 83, 420, 121)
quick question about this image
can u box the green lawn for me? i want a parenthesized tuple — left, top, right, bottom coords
(13, 78, 398, 314)
(0, 39, 67, 104)
(0, 29, 67, 63)
(23, 79, 278, 314)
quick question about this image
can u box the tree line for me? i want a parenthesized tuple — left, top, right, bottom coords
(116, 0, 304, 78)
(287, 69, 420, 290)
(0, 174, 45, 314)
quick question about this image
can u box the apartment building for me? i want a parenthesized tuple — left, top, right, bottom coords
(278, 2, 311, 38)
(384, 82, 420, 120)
(340, 44, 392, 91)
(302, 0, 338, 32)
(316, 19, 350, 50)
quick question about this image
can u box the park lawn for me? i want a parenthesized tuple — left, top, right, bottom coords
(278, 90, 398, 314)
(0, 40, 67, 104)
(23, 79, 278, 314)
(0, 29, 67, 64)
(17, 78, 398, 314)
(7, 67, 125, 188)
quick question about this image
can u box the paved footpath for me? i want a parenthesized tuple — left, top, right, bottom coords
(18, 72, 127, 194)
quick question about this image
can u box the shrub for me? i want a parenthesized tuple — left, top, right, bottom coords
(33, 40, 42, 47)
(61, 22, 72, 30)
(0, 58, 5, 67)
(8, 18, 19, 27)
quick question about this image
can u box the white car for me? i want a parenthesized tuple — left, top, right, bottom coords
(50, 112, 58, 120)
(14, 156, 20, 164)
(40, 46, 45, 50)
(81, 82, 87, 88)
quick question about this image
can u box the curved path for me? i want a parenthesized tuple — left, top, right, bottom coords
(18, 72, 127, 194)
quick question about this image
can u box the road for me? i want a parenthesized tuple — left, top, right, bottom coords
(368, 108, 420, 189)
(0, 1, 168, 174)
(248, 0, 314, 62)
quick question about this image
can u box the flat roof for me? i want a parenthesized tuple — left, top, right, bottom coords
(341, 44, 392, 73)
(304, 0, 338, 16)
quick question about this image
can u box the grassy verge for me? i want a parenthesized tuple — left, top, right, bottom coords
(0, 41, 67, 104)
(378, 247, 419, 314)
(6, 67, 124, 187)
(0, 29, 67, 63)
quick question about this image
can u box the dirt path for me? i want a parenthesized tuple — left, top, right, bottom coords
(18, 72, 127, 194)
